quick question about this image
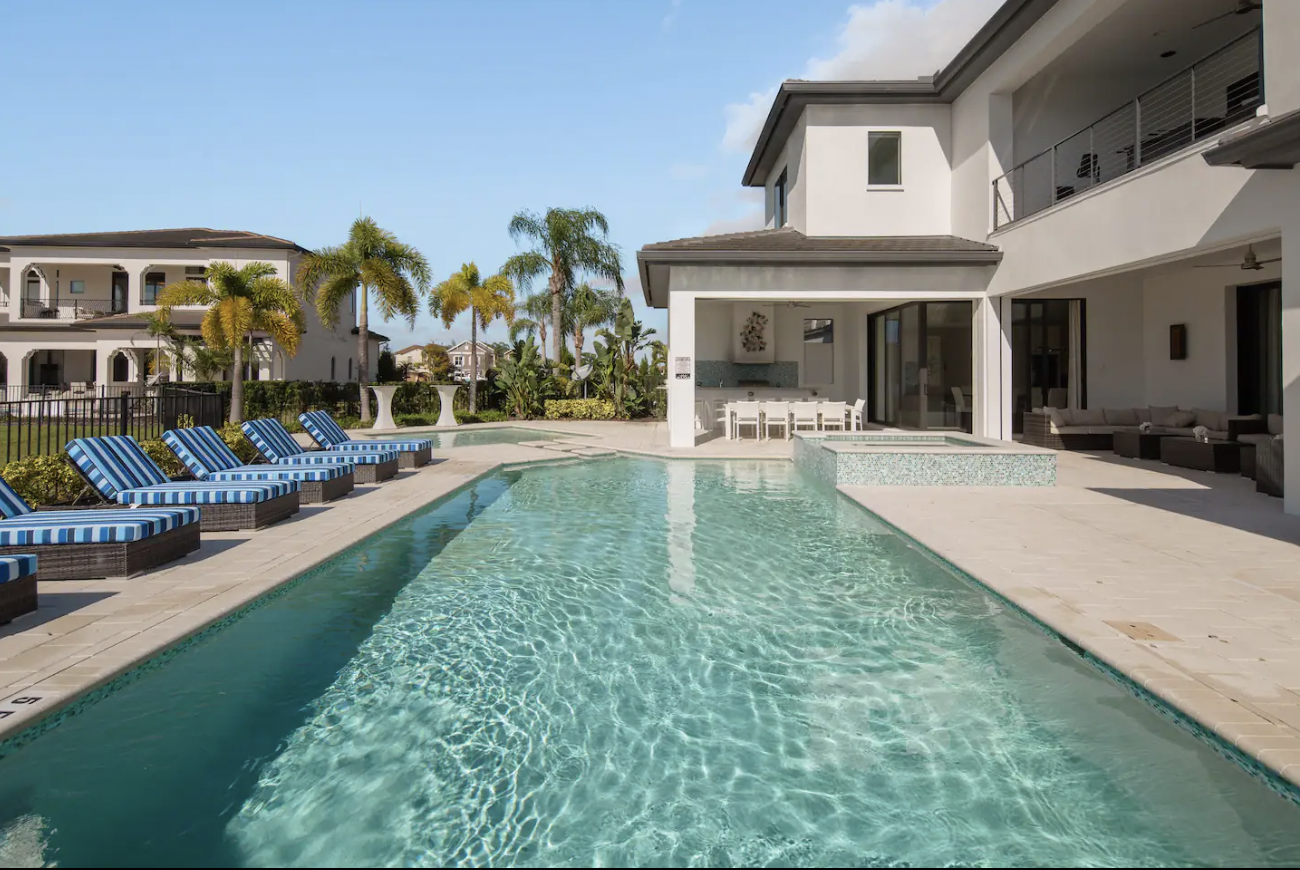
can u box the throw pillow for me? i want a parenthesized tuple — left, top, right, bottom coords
(1164, 410, 1195, 428)
(1192, 408, 1222, 431)
(1103, 407, 1139, 426)
(1048, 408, 1072, 428)
(1148, 405, 1179, 426)
(1072, 408, 1107, 425)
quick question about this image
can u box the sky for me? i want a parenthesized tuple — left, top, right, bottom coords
(1, 0, 1000, 350)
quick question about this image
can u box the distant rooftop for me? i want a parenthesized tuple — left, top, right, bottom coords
(0, 228, 307, 253)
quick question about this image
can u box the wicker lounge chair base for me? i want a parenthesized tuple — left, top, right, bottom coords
(355, 458, 399, 483)
(196, 491, 300, 532)
(301, 474, 355, 504)
(398, 446, 432, 469)
(0, 574, 37, 624)
(0, 522, 201, 581)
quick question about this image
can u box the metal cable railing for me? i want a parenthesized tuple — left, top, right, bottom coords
(993, 28, 1263, 229)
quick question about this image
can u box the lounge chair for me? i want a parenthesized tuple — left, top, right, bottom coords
(66, 436, 300, 532)
(0, 477, 200, 580)
(299, 410, 433, 468)
(0, 554, 38, 623)
(241, 419, 399, 483)
(163, 426, 355, 504)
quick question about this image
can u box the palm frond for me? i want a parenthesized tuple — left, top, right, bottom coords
(315, 272, 358, 330)
(296, 245, 356, 300)
(155, 279, 218, 312)
(254, 311, 303, 356)
(360, 258, 419, 326)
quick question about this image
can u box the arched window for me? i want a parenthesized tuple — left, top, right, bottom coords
(111, 352, 130, 382)
(330, 357, 336, 381)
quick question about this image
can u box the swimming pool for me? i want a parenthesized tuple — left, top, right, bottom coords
(0, 458, 1297, 866)
(407, 426, 563, 449)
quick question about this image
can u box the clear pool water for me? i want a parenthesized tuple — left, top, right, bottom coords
(420, 427, 561, 449)
(1, 458, 1298, 867)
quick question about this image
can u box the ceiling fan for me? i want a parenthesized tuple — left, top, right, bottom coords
(1193, 0, 1263, 31)
(1193, 244, 1281, 270)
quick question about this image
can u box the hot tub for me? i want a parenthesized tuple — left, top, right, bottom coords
(793, 432, 1056, 487)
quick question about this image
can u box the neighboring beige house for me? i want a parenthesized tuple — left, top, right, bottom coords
(641, 0, 1300, 512)
(0, 228, 383, 392)
(446, 341, 497, 382)
(392, 344, 429, 381)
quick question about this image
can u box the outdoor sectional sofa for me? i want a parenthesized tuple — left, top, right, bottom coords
(241, 419, 399, 484)
(66, 436, 300, 532)
(1023, 406, 1266, 451)
(163, 426, 355, 504)
(299, 411, 433, 469)
(0, 477, 200, 581)
(0, 554, 38, 624)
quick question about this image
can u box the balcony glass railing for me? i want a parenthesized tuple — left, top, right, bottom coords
(993, 28, 1263, 229)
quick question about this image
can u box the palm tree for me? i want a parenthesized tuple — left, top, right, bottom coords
(155, 262, 304, 423)
(502, 208, 624, 370)
(510, 290, 552, 360)
(567, 282, 620, 363)
(297, 217, 431, 422)
(430, 263, 515, 413)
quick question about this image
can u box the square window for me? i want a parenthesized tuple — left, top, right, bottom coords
(69, 280, 85, 295)
(868, 132, 901, 186)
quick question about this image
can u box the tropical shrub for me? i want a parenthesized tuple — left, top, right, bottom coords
(140, 439, 186, 478)
(592, 299, 657, 418)
(0, 455, 84, 507)
(544, 399, 616, 420)
(217, 422, 261, 464)
(496, 338, 549, 419)
(456, 410, 507, 424)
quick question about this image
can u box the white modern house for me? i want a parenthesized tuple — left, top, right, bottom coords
(640, 0, 1300, 510)
(0, 228, 382, 393)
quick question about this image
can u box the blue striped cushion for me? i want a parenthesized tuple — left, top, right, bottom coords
(323, 440, 432, 453)
(206, 464, 347, 483)
(272, 449, 399, 467)
(67, 435, 172, 499)
(115, 480, 296, 506)
(299, 411, 350, 449)
(0, 507, 200, 546)
(241, 419, 307, 462)
(162, 427, 243, 479)
(0, 554, 37, 584)
(0, 478, 34, 519)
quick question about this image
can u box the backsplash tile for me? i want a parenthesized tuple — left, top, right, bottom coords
(696, 360, 799, 389)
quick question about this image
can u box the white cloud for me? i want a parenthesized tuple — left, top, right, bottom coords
(701, 210, 765, 236)
(668, 162, 709, 181)
(721, 0, 1003, 155)
(662, 0, 683, 31)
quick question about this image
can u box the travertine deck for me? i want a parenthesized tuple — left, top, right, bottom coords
(840, 449, 1300, 788)
(4, 422, 1300, 792)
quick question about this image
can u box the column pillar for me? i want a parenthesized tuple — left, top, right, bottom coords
(972, 295, 1012, 440)
(666, 291, 697, 448)
(1281, 220, 1300, 515)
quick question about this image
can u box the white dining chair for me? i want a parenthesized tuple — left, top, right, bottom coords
(791, 401, 820, 434)
(820, 401, 847, 431)
(850, 398, 866, 431)
(762, 401, 790, 441)
(732, 401, 762, 440)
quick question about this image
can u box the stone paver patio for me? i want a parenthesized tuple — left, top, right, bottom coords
(3, 420, 1300, 791)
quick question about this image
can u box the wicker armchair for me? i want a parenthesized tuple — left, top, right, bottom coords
(1257, 436, 1284, 498)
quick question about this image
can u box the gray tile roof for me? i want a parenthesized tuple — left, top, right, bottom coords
(640, 227, 999, 254)
(0, 228, 306, 252)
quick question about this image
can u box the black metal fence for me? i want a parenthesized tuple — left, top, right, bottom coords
(0, 386, 224, 465)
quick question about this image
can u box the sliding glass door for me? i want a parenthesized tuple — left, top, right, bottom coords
(1011, 299, 1084, 433)
(1237, 281, 1281, 416)
(869, 301, 973, 431)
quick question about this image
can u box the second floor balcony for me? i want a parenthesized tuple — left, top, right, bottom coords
(20, 298, 127, 321)
(993, 28, 1263, 230)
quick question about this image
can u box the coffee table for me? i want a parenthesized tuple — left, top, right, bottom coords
(1160, 437, 1242, 474)
(1113, 429, 1171, 460)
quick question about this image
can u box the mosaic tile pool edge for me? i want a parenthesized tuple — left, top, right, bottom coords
(793, 436, 1056, 486)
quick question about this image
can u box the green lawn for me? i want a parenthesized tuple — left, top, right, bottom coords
(0, 422, 158, 464)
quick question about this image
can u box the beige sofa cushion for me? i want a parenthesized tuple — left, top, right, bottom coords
(1269, 414, 1284, 436)
(1164, 410, 1195, 428)
(1055, 426, 1092, 435)
(1192, 408, 1224, 431)
(1103, 408, 1139, 426)
(1135, 407, 1152, 424)
(1048, 408, 1072, 429)
(1072, 408, 1107, 425)
(1149, 405, 1179, 426)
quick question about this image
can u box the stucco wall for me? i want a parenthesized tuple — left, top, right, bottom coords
(803, 104, 953, 237)
(765, 114, 808, 232)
